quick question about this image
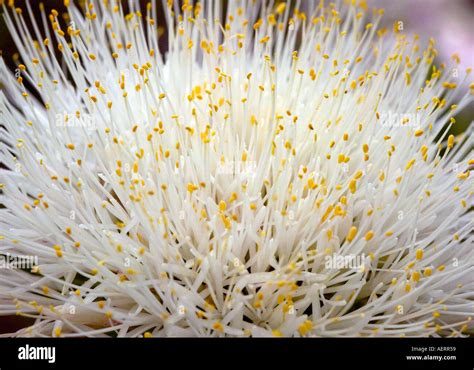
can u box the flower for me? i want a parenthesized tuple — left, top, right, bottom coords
(0, 0, 472, 337)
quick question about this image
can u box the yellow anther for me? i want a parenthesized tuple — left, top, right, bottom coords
(414, 129, 424, 137)
(447, 135, 454, 149)
(219, 200, 227, 212)
(187, 183, 198, 193)
(212, 321, 224, 332)
(364, 230, 374, 241)
(354, 170, 363, 179)
(326, 229, 333, 240)
(276, 3, 286, 14)
(442, 82, 457, 89)
(412, 271, 420, 282)
(347, 226, 357, 242)
(298, 320, 313, 336)
(457, 171, 469, 180)
(415, 249, 423, 260)
(349, 179, 357, 194)
(405, 159, 416, 170)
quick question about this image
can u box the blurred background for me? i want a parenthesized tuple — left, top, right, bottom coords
(0, 0, 472, 334)
(369, 0, 473, 70)
(367, 0, 474, 135)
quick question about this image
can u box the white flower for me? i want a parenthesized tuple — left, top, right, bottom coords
(0, 0, 473, 337)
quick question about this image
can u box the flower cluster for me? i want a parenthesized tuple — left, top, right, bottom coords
(0, 0, 472, 337)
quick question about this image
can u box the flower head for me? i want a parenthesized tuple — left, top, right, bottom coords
(0, 0, 472, 337)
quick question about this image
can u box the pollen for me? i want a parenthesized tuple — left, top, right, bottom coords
(415, 249, 423, 260)
(447, 135, 455, 149)
(364, 231, 374, 241)
(347, 226, 358, 242)
(212, 321, 224, 332)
